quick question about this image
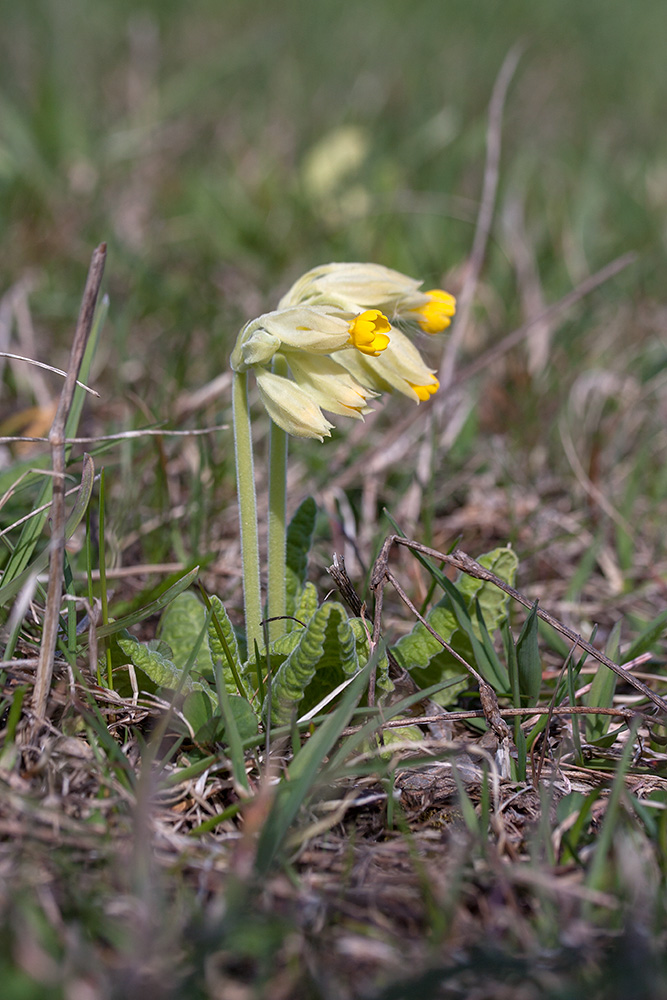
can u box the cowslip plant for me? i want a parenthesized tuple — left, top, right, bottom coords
(230, 261, 456, 651)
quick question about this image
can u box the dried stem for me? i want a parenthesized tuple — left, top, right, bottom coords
(373, 533, 667, 715)
(32, 244, 107, 721)
(438, 43, 523, 393)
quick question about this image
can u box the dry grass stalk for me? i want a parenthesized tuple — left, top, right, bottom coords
(31, 243, 107, 722)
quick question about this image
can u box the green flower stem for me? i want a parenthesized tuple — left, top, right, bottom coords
(232, 370, 263, 653)
(267, 355, 288, 641)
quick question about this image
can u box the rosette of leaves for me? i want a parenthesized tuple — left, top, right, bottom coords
(390, 546, 518, 705)
(117, 497, 391, 740)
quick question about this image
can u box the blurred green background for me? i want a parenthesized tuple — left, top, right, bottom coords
(2, 0, 665, 395)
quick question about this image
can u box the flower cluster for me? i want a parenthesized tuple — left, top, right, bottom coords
(230, 262, 456, 439)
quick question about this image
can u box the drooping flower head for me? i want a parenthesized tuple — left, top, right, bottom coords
(230, 262, 456, 439)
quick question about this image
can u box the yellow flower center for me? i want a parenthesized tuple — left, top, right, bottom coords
(413, 289, 457, 334)
(408, 378, 439, 401)
(348, 310, 391, 356)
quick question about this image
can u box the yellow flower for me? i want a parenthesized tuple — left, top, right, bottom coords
(230, 306, 353, 373)
(254, 369, 335, 441)
(279, 263, 457, 333)
(408, 379, 440, 400)
(285, 354, 378, 419)
(336, 325, 440, 402)
(231, 261, 456, 437)
(279, 262, 424, 314)
(347, 309, 391, 356)
(411, 290, 457, 334)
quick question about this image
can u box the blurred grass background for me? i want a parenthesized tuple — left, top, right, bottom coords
(2, 0, 666, 385)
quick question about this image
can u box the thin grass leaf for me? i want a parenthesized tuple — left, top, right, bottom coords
(3, 684, 27, 744)
(623, 608, 667, 663)
(98, 466, 113, 687)
(503, 619, 526, 781)
(585, 716, 641, 898)
(254, 656, 373, 876)
(451, 765, 480, 836)
(567, 650, 584, 764)
(80, 567, 199, 642)
(474, 597, 510, 690)
(585, 620, 621, 740)
(213, 659, 251, 791)
(516, 601, 542, 706)
(0, 453, 95, 605)
(0, 297, 105, 598)
(285, 496, 317, 618)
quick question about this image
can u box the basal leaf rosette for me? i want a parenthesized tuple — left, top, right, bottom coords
(230, 263, 456, 439)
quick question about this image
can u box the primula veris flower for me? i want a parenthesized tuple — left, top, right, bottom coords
(286, 354, 377, 419)
(230, 306, 354, 372)
(255, 369, 335, 440)
(230, 261, 456, 438)
(347, 310, 391, 356)
(412, 289, 457, 333)
(409, 379, 440, 400)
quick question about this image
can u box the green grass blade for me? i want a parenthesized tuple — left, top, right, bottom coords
(623, 608, 667, 663)
(0, 454, 95, 606)
(79, 567, 200, 642)
(254, 656, 373, 876)
(212, 660, 250, 792)
(585, 620, 621, 740)
(516, 601, 542, 706)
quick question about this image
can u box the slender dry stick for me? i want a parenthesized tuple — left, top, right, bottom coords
(438, 42, 523, 394)
(32, 243, 107, 720)
(376, 534, 667, 715)
(340, 704, 642, 738)
(397, 47, 522, 530)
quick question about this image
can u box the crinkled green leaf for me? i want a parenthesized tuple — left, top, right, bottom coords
(158, 591, 214, 678)
(118, 633, 200, 694)
(390, 546, 518, 705)
(285, 497, 317, 618)
(187, 692, 259, 747)
(349, 617, 393, 695)
(367, 724, 425, 759)
(294, 581, 318, 625)
(266, 601, 359, 725)
(224, 695, 260, 741)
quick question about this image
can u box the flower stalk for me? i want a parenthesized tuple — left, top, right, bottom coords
(267, 355, 289, 641)
(232, 369, 263, 653)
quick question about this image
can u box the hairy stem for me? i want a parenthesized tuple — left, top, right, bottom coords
(232, 370, 263, 652)
(267, 355, 288, 640)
